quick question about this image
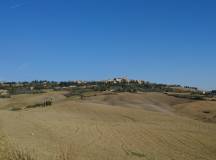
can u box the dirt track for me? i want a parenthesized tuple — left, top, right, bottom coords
(0, 92, 216, 160)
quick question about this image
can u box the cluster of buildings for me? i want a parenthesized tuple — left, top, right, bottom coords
(0, 89, 9, 97)
(105, 77, 145, 85)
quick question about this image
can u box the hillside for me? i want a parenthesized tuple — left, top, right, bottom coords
(0, 91, 216, 160)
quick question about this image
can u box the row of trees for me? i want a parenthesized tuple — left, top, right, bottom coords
(93, 81, 174, 93)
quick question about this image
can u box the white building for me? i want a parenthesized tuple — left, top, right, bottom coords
(0, 89, 9, 96)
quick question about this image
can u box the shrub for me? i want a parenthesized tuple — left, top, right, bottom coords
(25, 103, 42, 109)
(44, 100, 52, 106)
(10, 107, 22, 111)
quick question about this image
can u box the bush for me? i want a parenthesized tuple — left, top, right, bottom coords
(25, 103, 42, 109)
(45, 100, 52, 106)
(171, 94, 205, 100)
(10, 107, 22, 111)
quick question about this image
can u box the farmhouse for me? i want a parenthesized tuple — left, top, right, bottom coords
(0, 89, 9, 97)
(113, 77, 129, 83)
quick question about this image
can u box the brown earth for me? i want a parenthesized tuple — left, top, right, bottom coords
(0, 91, 216, 160)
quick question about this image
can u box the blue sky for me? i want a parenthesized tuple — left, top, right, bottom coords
(0, 0, 216, 90)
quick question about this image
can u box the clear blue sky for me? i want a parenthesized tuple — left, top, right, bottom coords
(0, 0, 216, 90)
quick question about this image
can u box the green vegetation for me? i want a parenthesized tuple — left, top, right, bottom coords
(1, 78, 215, 101)
(169, 93, 205, 100)
(64, 88, 95, 97)
(11, 99, 54, 112)
(10, 107, 23, 111)
(130, 151, 146, 158)
(94, 82, 171, 93)
(25, 103, 43, 109)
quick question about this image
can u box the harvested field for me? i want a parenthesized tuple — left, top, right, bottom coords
(0, 91, 216, 160)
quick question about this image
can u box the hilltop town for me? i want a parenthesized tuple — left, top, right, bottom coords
(1, 78, 215, 101)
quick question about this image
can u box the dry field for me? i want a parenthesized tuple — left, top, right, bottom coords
(0, 91, 216, 160)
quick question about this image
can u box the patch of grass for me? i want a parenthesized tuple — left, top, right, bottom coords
(55, 145, 74, 160)
(0, 135, 7, 160)
(0, 138, 78, 160)
(10, 103, 45, 111)
(5, 146, 37, 160)
(0, 136, 37, 160)
(64, 88, 95, 98)
(25, 103, 43, 109)
(169, 93, 205, 100)
(10, 107, 22, 111)
(2, 144, 76, 160)
(25, 100, 53, 110)
(130, 151, 146, 158)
